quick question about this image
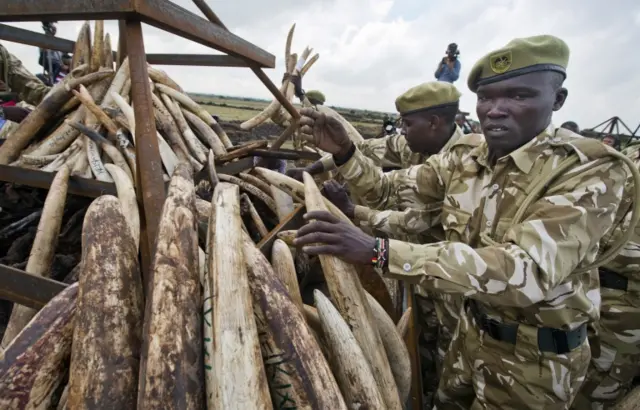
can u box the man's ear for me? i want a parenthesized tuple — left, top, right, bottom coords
(553, 88, 568, 111)
(429, 114, 441, 129)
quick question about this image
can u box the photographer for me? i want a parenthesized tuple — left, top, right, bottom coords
(37, 21, 62, 86)
(434, 43, 461, 83)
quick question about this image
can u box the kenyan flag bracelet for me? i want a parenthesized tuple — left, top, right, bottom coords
(372, 237, 389, 269)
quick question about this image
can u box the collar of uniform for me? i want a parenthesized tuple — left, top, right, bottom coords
(439, 125, 465, 154)
(507, 124, 556, 173)
(469, 124, 555, 173)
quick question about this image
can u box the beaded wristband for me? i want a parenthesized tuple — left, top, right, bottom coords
(372, 237, 389, 269)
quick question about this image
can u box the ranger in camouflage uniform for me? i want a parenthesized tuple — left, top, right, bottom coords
(320, 81, 470, 407)
(571, 142, 640, 409)
(0, 42, 50, 106)
(294, 35, 628, 409)
(288, 82, 465, 179)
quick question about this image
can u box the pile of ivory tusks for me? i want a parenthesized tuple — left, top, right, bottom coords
(0, 21, 293, 242)
(0, 21, 412, 410)
(0, 158, 412, 409)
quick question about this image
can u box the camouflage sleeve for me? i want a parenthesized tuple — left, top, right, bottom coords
(384, 159, 626, 307)
(353, 202, 442, 238)
(338, 147, 447, 211)
(322, 135, 409, 173)
(2, 44, 50, 105)
(356, 134, 406, 168)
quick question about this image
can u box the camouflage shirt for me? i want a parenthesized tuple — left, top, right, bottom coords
(338, 125, 627, 329)
(598, 143, 640, 306)
(0, 43, 50, 106)
(321, 125, 465, 172)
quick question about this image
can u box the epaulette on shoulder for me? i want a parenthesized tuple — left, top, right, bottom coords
(549, 127, 615, 164)
(451, 133, 485, 148)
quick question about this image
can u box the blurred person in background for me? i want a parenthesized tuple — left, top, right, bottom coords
(0, 43, 50, 107)
(561, 121, 580, 134)
(455, 113, 472, 134)
(602, 134, 619, 150)
(37, 21, 62, 86)
(0, 42, 50, 127)
(381, 114, 397, 136)
(435, 43, 461, 83)
(54, 54, 71, 84)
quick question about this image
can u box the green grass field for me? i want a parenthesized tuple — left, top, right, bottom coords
(189, 93, 387, 138)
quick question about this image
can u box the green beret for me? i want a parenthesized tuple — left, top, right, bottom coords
(395, 82, 461, 116)
(467, 34, 569, 92)
(305, 90, 325, 105)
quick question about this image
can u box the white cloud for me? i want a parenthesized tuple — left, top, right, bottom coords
(2, 0, 639, 131)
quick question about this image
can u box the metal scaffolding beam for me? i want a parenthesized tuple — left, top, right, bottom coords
(0, 23, 250, 67)
(0, 0, 275, 68)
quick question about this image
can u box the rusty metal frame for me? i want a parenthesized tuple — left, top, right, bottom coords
(188, 0, 300, 124)
(0, 157, 256, 199)
(0, 0, 274, 67)
(0, 23, 249, 67)
(0, 264, 67, 310)
(0, 0, 302, 290)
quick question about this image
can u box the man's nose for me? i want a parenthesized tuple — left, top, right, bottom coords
(486, 100, 508, 118)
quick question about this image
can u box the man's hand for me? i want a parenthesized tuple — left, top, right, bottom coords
(299, 108, 353, 157)
(286, 167, 306, 182)
(294, 210, 376, 265)
(3, 106, 31, 123)
(323, 180, 355, 219)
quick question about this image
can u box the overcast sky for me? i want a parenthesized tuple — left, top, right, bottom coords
(3, 0, 639, 131)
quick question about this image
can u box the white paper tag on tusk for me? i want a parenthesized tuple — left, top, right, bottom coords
(295, 56, 306, 73)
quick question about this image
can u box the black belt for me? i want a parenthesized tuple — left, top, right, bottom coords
(467, 300, 587, 354)
(599, 267, 628, 291)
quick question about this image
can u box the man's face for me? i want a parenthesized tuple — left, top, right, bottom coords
(476, 71, 567, 154)
(402, 112, 449, 155)
(603, 136, 616, 147)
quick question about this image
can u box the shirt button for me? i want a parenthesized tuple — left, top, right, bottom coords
(403, 263, 411, 272)
(491, 184, 499, 192)
(486, 220, 492, 227)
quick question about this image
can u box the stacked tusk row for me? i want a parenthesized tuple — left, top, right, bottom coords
(0, 20, 232, 184)
(0, 163, 412, 409)
(0, 21, 412, 410)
